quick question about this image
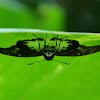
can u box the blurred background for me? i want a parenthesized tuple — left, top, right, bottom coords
(0, 0, 100, 32)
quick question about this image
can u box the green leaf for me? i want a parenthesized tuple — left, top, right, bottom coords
(0, 29, 100, 100)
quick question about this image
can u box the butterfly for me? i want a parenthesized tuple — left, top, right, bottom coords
(0, 34, 100, 64)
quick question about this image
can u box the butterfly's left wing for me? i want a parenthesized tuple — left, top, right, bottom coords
(0, 39, 42, 57)
(56, 45, 100, 56)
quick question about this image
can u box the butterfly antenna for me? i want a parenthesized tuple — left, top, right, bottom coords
(28, 60, 70, 65)
(33, 34, 38, 40)
(53, 60, 70, 65)
(44, 34, 47, 46)
(28, 60, 45, 65)
(56, 35, 59, 47)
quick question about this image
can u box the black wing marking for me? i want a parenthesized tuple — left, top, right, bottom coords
(0, 40, 42, 57)
(57, 45, 100, 56)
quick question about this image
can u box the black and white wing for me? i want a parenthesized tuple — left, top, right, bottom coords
(56, 39, 100, 56)
(0, 40, 42, 57)
(57, 45, 100, 56)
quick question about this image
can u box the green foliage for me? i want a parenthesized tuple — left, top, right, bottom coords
(0, 1, 65, 31)
(0, 1, 37, 28)
(37, 4, 65, 31)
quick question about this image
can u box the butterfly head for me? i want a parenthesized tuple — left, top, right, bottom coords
(42, 46, 56, 60)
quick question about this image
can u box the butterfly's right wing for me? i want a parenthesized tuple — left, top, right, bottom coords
(57, 45, 100, 56)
